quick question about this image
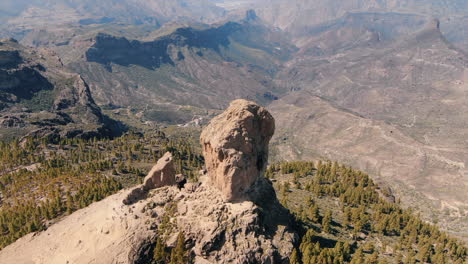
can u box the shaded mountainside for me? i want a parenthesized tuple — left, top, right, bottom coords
(58, 16, 295, 123)
(0, 39, 124, 140)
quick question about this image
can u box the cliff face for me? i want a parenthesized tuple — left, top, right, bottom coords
(73, 19, 292, 112)
(0, 39, 124, 140)
(85, 23, 241, 70)
(200, 99, 275, 202)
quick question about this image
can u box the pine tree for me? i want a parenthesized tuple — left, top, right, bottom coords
(153, 237, 166, 264)
(66, 191, 73, 215)
(171, 232, 186, 264)
(350, 248, 364, 264)
(322, 209, 332, 233)
(309, 204, 320, 223)
(417, 244, 432, 263)
(290, 248, 300, 264)
(365, 251, 378, 264)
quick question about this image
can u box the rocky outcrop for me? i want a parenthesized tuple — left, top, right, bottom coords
(158, 174, 297, 263)
(0, 175, 297, 264)
(0, 100, 297, 264)
(123, 152, 176, 205)
(200, 99, 275, 202)
(143, 152, 176, 190)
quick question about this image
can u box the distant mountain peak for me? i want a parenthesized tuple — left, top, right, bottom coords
(245, 9, 258, 21)
(408, 17, 446, 44)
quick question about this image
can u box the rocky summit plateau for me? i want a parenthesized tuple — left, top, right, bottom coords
(0, 99, 297, 264)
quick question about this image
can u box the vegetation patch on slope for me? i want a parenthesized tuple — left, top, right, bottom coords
(269, 161, 467, 264)
(0, 131, 203, 249)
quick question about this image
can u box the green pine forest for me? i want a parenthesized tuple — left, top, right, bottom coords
(0, 132, 466, 263)
(269, 161, 467, 264)
(0, 131, 203, 249)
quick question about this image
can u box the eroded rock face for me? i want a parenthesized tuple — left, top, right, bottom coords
(123, 152, 176, 205)
(143, 152, 176, 190)
(200, 99, 275, 202)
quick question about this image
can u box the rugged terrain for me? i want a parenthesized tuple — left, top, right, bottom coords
(54, 17, 294, 123)
(0, 38, 123, 140)
(0, 0, 467, 247)
(0, 100, 298, 263)
(269, 19, 468, 237)
(0, 100, 466, 263)
(0, 0, 227, 38)
(0, 176, 296, 263)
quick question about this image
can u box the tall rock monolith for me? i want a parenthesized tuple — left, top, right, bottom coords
(200, 99, 275, 201)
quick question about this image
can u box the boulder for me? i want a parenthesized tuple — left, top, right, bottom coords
(200, 99, 275, 202)
(123, 152, 176, 205)
(143, 152, 176, 191)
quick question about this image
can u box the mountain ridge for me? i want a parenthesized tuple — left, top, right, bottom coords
(0, 39, 124, 141)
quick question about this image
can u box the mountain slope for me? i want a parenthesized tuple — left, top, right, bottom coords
(46, 16, 295, 123)
(0, 100, 465, 263)
(0, 99, 299, 264)
(269, 94, 468, 238)
(246, 0, 468, 51)
(268, 21, 468, 236)
(0, 0, 226, 37)
(275, 20, 468, 150)
(251, 0, 468, 31)
(0, 39, 123, 140)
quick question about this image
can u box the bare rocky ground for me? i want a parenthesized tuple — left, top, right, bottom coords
(0, 176, 296, 264)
